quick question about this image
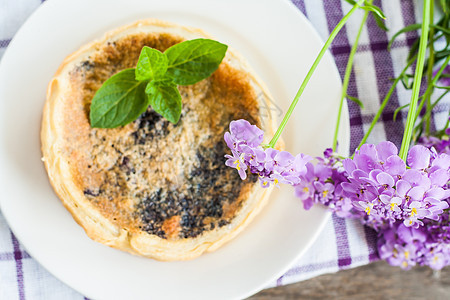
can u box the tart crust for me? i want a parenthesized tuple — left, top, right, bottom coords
(41, 19, 278, 260)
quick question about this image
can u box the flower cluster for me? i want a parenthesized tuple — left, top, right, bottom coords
(224, 119, 311, 187)
(341, 142, 450, 230)
(378, 212, 450, 270)
(220, 0, 450, 272)
(293, 149, 357, 218)
(376, 137, 450, 270)
(351, 140, 450, 270)
(224, 120, 450, 270)
(418, 132, 450, 155)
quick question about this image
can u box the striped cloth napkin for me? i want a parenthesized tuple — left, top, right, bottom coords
(1, 0, 437, 298)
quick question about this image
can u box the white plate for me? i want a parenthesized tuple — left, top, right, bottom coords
(0, 0, 349, 299)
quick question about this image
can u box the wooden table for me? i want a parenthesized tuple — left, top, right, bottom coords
(250, 261, 450, 299)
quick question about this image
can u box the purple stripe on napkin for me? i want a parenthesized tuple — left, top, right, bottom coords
(283, 260, 337, 275)
(364, 226, 379, 262)
(399, 0, 438, 132)
(276, 259, 338, 286)
(322, 0, 364, 154)
(0, 252, 15, 261)
(291, 0, 306, 15)
(331, 37, 418, 56)
(367, 2, 405, 148)
(323, 0, 348, 48)
(275, 252, 379, 286)
(0, 251, 31, 261)
(284, 253, 372, 276)
(11, 232, 25, 300)
(332, 214, 352, 268)
(400, 0, 419, 47)
(0, 39, 11, 48)
(276, 275, 284, 286)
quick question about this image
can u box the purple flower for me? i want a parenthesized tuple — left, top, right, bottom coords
(294, 163, 316, 209)
(403, 201, 429, 228)
(314, 181, 335, 203)
(423, 245, 450, 270)
(379, 194, 402, 222)
(225, 150, 247, 180)
(419, 135, 450, 155)
(229, 119, 264, 147)
(224, 119, 311, 187)
(291, 149, 361, 218)
(281, 153, 312, 185)
(378, 222, 426, 270)
(258, 176, 273, 188)
(264, 149, 294, 173)
(294, 181, 314, 201)
(224, 132, 240, 152)
(224, 121, 450, 271)
(341, 141, 450, 230)
(427, 210, 450, 243)
(378, 210, 450, 270)
(240, 145, 265, 168)
(407, 145, 431, 170)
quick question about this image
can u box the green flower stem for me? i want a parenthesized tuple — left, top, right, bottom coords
(268, 0, 365, 148)
(414, 41, 450, 124)
(416, 91, 450, 139)
(425, 0, 435, 135)
(362, 30, 443, 147)
(333, 3, 371, 152)
(398, 0, 431, 161)
(355, 56, 416, 152)
(416, 55, 450, 130)
(443, 108, 450, 132)
(415, 55, 450, 122)
(414, 95, 427, 124)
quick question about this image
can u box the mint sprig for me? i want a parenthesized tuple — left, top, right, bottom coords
(89, 38, 228, 128)
(135, 47, 168, 81)
(165, 39, 229, 85)
(89, 69, 148, 128)
(146, 79, 182, 124)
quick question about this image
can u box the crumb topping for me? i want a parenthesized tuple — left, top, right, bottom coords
(62, 32, 261, 240)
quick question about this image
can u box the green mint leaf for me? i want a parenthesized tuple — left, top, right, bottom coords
(146, 79, 182, 124)
(165, 38, 228, 85)
(135, 46, 168, 81)
(90, 68, 148, 128)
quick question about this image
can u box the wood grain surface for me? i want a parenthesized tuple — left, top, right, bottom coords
(249, 261, 450, 299)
